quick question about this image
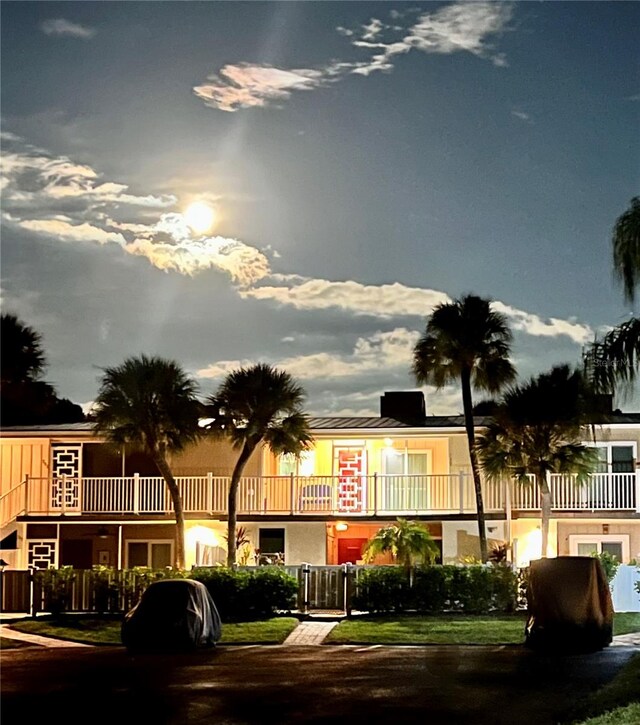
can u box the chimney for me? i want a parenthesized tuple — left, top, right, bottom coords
(380, 391, 426, 423)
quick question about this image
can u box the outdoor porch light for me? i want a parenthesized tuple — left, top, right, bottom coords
(336, 522, 348, 532)
(384, 438, 393, 447)
(97, 527, 109, 539)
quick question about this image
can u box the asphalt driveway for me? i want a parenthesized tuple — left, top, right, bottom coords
(1, 644, 634, 725)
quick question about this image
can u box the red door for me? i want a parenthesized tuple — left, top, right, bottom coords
(337, 538, 368, 565)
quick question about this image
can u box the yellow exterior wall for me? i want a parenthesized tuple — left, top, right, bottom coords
(169, 436, 262, 476)
(264, 435, 451, 476)
(1, 438, 51, 494)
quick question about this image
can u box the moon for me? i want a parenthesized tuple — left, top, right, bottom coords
(184, 201, 216, 235)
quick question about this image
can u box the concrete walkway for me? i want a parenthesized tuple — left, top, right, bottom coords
(611, 632, 640, 647)
(283, 621, 337, 645)
(0, 624, 90, 648)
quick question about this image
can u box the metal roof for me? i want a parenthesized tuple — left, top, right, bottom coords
(4, 412, 640, 434)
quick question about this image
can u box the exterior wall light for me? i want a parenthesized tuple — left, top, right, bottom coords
(335, 522, 349, 532)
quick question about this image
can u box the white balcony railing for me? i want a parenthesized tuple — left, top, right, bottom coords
(10, 470, 639, 519)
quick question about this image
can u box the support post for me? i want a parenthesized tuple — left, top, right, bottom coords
(207, 472, 213, 514)
(504, 478, 512, 562)
(459, 470, 465, 514)
(290, 473, 296, 514)
(133, 473, 140, 515)
(24, 474, 30, 515)
(117, 525, 123, 570)
(302, 562, 311, 614)
(373, 472, 378, 516)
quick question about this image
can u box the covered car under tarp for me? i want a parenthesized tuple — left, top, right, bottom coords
(122, 579, 222, 652)
(525, 556, 613, 652)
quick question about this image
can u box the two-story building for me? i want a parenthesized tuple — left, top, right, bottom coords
(2, 392, 639, 570)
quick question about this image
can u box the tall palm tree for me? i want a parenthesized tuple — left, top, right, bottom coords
(362, 519, 439, 568)
(586, 198, 640, 392)
(412, 295, 516, 562)
(476, 365, 599, 558)
(93, 355, 202, 569)
(207, 364, 313, 567)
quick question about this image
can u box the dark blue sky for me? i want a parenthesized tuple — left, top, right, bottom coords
(1, 2, 639, 415)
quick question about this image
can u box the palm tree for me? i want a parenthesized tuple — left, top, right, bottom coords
(0, 313, 46, 384)
(476, 365, 599, 558)
(0, 313, 84, 426)
(412, 295, 516, 562)
(362, 519, 439, 568)
(206, 364, 313, 567)
(586, 198, 640, 392)
(93, 355, 202, 569)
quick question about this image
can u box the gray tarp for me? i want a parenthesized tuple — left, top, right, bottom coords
(122, 579, 222, 652)
(525, 556, 613, 652)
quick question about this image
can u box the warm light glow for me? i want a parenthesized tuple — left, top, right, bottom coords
(515, 527, 542, 567)
(336, 522, 349, 532)
(184, 201, 216, 234)
(384, 437, 393, 447)
(186, 525, 221, 549)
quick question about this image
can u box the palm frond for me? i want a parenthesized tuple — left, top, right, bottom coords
(612, 196, 640, 304)
(584, 318, 640, 395)
(93, 354, 202, 455)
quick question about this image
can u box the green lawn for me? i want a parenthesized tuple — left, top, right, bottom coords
(568, 655, 640, 724)
(327, 614, 527, 645)
(1, 636, 38, 650)
(10, 616, 299, 646)
(328, 612, 640, 646)
(612, 613, 640, 636)
(575, 704, 640, 725)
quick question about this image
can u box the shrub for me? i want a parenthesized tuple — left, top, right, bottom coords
(592, 551, 621, 584)
(352, 567, 411, 613)
(190, 566, 298, 621)
(351, 565, 520, 615)
(413, 565, 450, 612)
(37, 566, 75, 616)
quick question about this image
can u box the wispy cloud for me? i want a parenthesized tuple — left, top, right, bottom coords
(511, 109, 533, 123)
(194, 1, 514, 111)
(40, 18, 96, 39)
(4, 133, 593, 348)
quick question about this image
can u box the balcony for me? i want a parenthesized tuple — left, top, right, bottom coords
(7, 471, 639, 520)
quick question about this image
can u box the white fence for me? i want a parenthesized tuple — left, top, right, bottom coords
(610, 564, 640, 612)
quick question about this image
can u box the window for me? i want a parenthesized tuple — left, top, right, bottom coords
(382, 449, 431, 475)
(278, 451, 315, 476)
(126, 541, 173, 568)
(586, 443, 636, 473)
(570, 534, 629, 562)
(258, 528, 285, 564)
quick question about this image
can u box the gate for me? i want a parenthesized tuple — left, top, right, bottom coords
(299, 564, 353, 612)
(0, 570, 32, 613)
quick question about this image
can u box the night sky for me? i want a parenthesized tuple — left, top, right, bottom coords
(2, 1, 638, 415)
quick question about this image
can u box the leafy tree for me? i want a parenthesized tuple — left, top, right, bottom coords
(586, 198, 640, 393)
(93, 355, 202, 568)
(206, 364, 313, 567)
(412, 295, 515, 562)
(0, 313, 84, 426)
(362, 519, 439, 569)
(476, 365, 599, 558)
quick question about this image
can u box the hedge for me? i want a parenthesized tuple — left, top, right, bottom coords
(353, 565, 519, 614)
(190, 566, 298, 621)
(34, 566, 298, 621)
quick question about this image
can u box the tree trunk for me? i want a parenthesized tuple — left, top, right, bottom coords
(153, 454, 185, 570)
(460, 367, 488, 563)
(227, 441, 256, 568)
(538, 473, 552, 559)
